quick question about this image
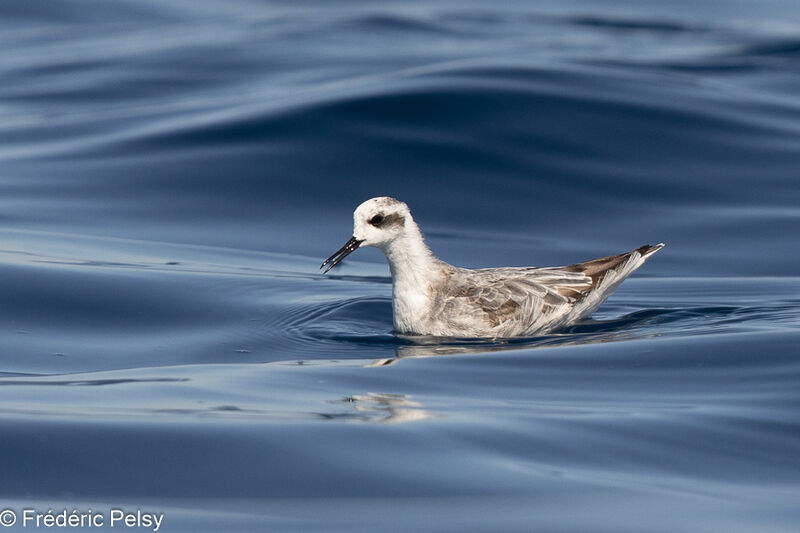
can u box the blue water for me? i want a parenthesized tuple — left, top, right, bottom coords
(1, 1, 799, 531)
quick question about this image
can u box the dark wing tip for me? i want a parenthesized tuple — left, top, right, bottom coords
(636, 243, 665, 258)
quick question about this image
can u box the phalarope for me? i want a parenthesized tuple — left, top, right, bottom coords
(322, 197, 663, 338)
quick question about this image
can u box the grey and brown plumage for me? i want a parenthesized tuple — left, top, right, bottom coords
(322, 197, 663, 338)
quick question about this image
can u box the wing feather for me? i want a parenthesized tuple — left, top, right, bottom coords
(437, 267, 593, 335)
(427, 245, 664, 337)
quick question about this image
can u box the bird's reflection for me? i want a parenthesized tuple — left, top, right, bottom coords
(366, 309, 672, 366)
(323, 392, 430, 424)
(314, 309, 676, 424)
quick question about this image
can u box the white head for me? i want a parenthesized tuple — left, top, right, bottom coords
(321, 196, 415, 273)
(352, 196, 411, 249)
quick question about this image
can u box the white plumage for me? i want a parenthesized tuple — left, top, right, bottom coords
(322, 197, 663, 338)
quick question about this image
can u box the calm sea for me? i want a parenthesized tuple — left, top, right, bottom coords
(1, 1, 799, 531)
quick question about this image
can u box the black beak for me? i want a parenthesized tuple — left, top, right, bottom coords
(321, 236, 363, 274)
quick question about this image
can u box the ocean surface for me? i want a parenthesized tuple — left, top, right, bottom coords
(1, 1, 799, 531)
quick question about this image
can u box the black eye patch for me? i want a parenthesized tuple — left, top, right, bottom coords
(368, 212, 404, 228)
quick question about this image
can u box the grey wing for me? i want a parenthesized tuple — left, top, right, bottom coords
(439, 268, 593, 336)
(433, 245, 662, 337)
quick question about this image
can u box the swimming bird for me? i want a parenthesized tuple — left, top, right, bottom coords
(322, 197, 663, 338)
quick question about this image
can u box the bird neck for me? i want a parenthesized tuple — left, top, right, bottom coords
(381, 220, 438, 286)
